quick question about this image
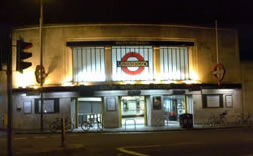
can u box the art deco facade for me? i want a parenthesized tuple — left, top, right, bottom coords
(0, 24, 243, 130)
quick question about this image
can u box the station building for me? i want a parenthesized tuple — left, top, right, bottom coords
(2, 24, 243, 130)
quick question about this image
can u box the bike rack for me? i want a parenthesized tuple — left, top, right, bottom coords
(124, 119, 136, 131)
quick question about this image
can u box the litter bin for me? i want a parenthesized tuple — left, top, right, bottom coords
(179, 113, 193, 128)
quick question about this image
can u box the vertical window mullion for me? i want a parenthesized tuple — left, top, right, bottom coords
(172, 48, 176, 80)
(73, 48, 78, 82)
(169, 48, 172, 80)
(185, 47, 189, 80)
(77, 48, 82, 82)
(176, 48, 180, 80)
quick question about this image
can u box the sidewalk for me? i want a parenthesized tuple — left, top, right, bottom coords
(2, 122, 244, 136)
(12, 122, 206, 135)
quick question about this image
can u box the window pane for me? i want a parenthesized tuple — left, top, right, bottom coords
(24, 101, 32, 114)
(35, 99, 59, 114)
(160, 47, 189, 80)
(111, 46, 153, 81)
(73, 47, 105, 82)
(207, 96, 220, 107)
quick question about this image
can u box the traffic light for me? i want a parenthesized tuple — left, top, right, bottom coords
(16, 39, 32, 72)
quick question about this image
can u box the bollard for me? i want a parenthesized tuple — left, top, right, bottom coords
(61, 118, 65, 147)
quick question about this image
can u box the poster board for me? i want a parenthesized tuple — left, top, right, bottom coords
(106, 97, 116, 111)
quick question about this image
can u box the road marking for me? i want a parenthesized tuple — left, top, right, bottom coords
(117, 142, 200, 156)
(14, 137, 27, 140)
(117, 147, 150, 156)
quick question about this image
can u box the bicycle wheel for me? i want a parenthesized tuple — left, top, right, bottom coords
(49, 122, 58, 133)
(220, 118, 228, 127)
(97, 121, 103, 130)
(207, 118, 215, 127)
(66, 123, 75, 132)
(81, 121, 90, 131)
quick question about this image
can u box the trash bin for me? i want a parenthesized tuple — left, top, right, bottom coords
(179, 113, 193, 128)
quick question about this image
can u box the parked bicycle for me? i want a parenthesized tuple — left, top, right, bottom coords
(81, 114, 103, 131)
(207, 110, 228, 128)
(236, 113, 251, 127)
(49, 118, 74, 133)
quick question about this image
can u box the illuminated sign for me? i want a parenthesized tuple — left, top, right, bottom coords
(117, 52, 149, 75)
(117, 61, 148, 67)
(212, 63, 225, 81)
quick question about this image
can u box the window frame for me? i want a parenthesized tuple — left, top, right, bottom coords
(34, 98, 60, 114)
(202, 94, 224, 108)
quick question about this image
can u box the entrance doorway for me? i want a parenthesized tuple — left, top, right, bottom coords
(77, 97, 103, 129)
(120, 96, 146, 128)
(163, 95, 186, 122)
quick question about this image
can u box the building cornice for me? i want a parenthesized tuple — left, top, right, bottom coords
(12, 23, 237, 32)
(12, 83, 242, 94)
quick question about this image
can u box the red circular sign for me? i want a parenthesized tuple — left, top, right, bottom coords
(122, 52, 145, 75)
(212, 63, 225, 81)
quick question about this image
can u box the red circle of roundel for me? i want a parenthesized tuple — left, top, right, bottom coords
(212, 63, 225, 81)
(122, 52, 145, 75)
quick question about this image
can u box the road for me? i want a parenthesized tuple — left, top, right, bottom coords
(1, 128, 253, 156)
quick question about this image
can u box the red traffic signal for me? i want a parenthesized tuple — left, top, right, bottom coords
(16, 40, 33, 72)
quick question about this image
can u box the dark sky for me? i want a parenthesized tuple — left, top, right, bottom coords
(1, 0, 253, 60)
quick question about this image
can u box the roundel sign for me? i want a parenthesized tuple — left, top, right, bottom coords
(212, 63, 225, 81)
(117, 52, 149, 75)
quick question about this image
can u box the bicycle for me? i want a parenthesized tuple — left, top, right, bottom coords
(236, 113, 251, 127)
(81, 115, 103, 131)
(49, 118, 74, 133)
(207, 110, 228, 128)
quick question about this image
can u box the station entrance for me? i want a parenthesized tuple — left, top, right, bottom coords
(163, 95, 193, 124)
(163, 95, 186, 121)
(120, 96, 146, 128)
(77, 97, 103, 129)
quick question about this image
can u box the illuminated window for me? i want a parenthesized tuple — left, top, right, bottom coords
(160, 47, 189, 80)
(112, 46, 153, 81)
(73, 47, 105, 82)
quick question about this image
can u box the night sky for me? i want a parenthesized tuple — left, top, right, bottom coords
(1, 0, 253, 60)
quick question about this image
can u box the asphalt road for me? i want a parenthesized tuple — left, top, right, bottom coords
(1, 128, 253, 156)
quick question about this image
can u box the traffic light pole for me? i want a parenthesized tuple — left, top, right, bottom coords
(40, 0, 44, 132)
(7, 31, 13, 156)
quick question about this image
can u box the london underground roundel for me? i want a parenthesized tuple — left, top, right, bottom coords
(212, 63, 225, 81)
(118, 52, 148, 75)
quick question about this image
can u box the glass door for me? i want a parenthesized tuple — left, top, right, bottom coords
(163, 95, 185, 121)
(121, 96, 146, 127)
